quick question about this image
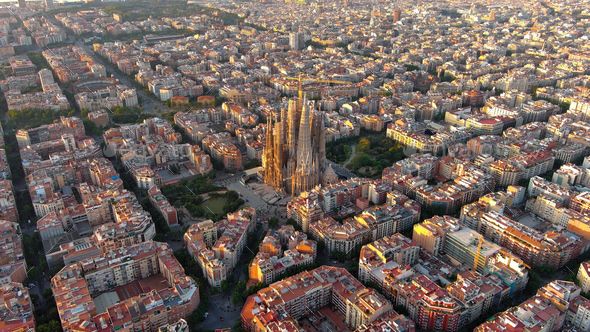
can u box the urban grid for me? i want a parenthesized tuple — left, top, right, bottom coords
(1, 0, 590, 332)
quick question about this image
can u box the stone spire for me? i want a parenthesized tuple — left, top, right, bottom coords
(323, 164, 338, 186)
(287, 99, 298, 159)
(263, 117, 275, 185)
(294, 100, 314, 194)
(263, 98, 326, 195)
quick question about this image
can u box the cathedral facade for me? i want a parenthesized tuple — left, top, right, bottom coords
(263, 98, 335, 195)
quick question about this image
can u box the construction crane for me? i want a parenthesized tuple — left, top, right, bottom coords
(284, 72, 353, 102)
(474, 235, 486, 272)
(474, 235, 531, 272)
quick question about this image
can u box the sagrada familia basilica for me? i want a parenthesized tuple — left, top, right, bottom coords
(263, 98, 338, 195)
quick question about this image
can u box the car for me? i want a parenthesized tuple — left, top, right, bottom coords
(28, 283, 35, 288)
(219, 317, 224, 321)
(204, 312, 209, 318)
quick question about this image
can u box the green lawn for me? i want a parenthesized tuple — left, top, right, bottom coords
(201, 197, 228, 215)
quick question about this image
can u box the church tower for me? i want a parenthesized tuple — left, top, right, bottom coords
(263, 98, 327, 195)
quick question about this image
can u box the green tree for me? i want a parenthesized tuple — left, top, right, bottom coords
(221, 279, 233, 294)
(525, 270, 540, 294)
(232, 291, 243, 305)
(441, 75, 455, 82)
(348, 260, 359, 278)
(404, 64, 420, 71)
(244, 158, 260, 169)
(357, 137, 371, 153)
(268, 217, 279, 229)
(28, 266, 39, 280)
(42, 287, 53, 301)
(21, 204, 33, 219)
(37, 320, 61, 332)
(233, 322, 245, 332)
(237, 280, 247, 293)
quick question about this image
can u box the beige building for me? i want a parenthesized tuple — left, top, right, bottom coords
(577, 262, 590, 293)
(412, 216, 461, 255)
(242, 266, 394, 331)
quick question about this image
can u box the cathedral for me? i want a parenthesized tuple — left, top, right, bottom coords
(263, 98, 337, 195)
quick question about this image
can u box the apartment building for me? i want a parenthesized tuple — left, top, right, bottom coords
(446, 270, 505, 326)
(476, 281, 582, 332)
(489, 150, 555, 187)
(0, 282, 35, 332)
(474, 211, 588, 269)
(483, 252, 529, 297)
(0, 180, 19, 224)
(242, 266, 395, 331)
(0, 73, 38, 92)
(184, 220, 218, 250)
(570, 192, 590, 215)
(309, 216, 367, 256)
(443, 227, 502, 274)
(356, 311, 416, 332)
(0, 220, 27, 286)
(148, 185, 177, 226)
(357, 203, 420, 240)
(16, 116, 85, 148)
(51, 237, 102, 269)
(75, 82, 138, 111)
(9, 56, 36, 77)
(318, 178, 367, 212)
(394, 274, 464, 332)
(577, 262, 590, 293)
(42, 45, 106, 83)
(185, 207, 256, 288)
(5, 85, 70, 112)
(525, 195, 576, 228)
(286, 191, 324, 233)
(412, 216, 461, 255)
(93, 195, 156, 254)
(386, 121, 446, 154)
(388, 153, 440, 180)
(51, 241, 199, 331)
(552, 163, 590, 189)
(131, 166, 163, 189)
(158, 319, 189, 332)
(23, 16, 66, 48)
(248, 237, 316, 285)
(358, 233, 419, 289)
(528, 176, 576, 206)
(202, 132, 242, 170)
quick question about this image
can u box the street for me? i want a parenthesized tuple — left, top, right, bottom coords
(213, 172, 286, 220)
(226, 181, 285, 220)
(196, 217, 268, 330)
(20, 221, 52, 309)
(327, 160, 356, 179)
(199, 294, 242, 330)
(43, 13, 172, 116)
(74, 40, 172, 115)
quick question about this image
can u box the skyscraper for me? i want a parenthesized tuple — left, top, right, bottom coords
(263, 99, 327, 195)
(18, 0, 25, 8)
(44, 0, 53, 8)
(289, 32, 304, 51)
